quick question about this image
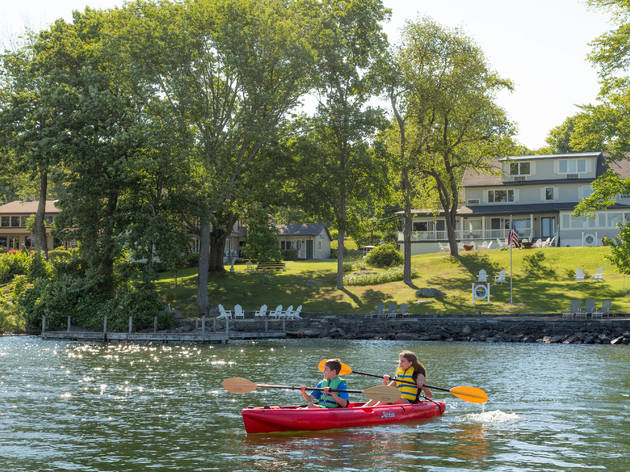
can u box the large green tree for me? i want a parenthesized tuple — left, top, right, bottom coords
(390, 18, 514, 257)
(114, 0, 316, 313)
(290, 0, 390, 289)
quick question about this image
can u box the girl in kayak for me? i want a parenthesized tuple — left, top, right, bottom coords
(385, 350, 432, 402)
(300, 358, 349, 408)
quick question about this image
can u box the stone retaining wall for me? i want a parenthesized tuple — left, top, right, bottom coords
(208, 315, 630, 345)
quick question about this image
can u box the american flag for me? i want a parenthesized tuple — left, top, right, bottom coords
(508, 229, 520, 248)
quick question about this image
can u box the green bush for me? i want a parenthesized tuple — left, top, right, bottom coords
(0, 252, 31, 283)
(365, 243, 403, 268)
(283, 249, 299, 261)
(28, 251, 53, 282)
(186, 252, 199, 267)
(343, 263, 354, 273)
(344, 266, 416, 286)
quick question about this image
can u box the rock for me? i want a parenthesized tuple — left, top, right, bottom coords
(610, 335, 625, 345)
(461, 325, 472, 335)
(415, 288, 445, 298)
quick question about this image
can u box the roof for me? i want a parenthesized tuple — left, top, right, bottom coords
(463, 152, 630, 187)
(498, 152, 602, 162)
(397, 202, 630, 217)
(0, 200, 60, 214)
(276, 223, 332, 240)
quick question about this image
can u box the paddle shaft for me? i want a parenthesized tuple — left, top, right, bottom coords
(258, 383, 359, 394)
(350, 369, 449, 393)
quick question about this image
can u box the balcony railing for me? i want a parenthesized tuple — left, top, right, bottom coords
(401, 229, 531, 242)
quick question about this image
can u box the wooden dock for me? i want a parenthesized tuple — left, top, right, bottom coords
(39, 315, 287, 344)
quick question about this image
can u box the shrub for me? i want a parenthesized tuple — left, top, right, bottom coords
(0, 251, 32, 283)
(365, 243, 403, 268)
(186, 252, 199, 267)
(344, 266, 416, 286)
(283, 249, 299, 261)
(343, 263, 354, 273)
(0, 294, 25, 333)
(28, 251, 53, 282)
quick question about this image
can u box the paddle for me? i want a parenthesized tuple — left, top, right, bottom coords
(318, 359, 488, 404)
(221, 377, 402, 403)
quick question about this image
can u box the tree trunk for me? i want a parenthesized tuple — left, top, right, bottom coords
(208, 211, 237, 273)
(34, 168, 48, 257)
(336, 225, 344, 289)
(446, 208, 458, 257)
(401, 167, 412, 285)
(209, 228, 227, 273)
(197, 209, 210, 314)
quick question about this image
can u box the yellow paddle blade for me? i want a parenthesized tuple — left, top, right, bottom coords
(449, 386, 488, 404)
(222, 377, 258, 394)
(318, 359, 353, 376)
(363, 385, 401, 403)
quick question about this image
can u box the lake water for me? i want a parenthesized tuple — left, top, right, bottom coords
(0, 336, 628, 471)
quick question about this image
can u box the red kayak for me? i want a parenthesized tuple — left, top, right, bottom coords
(241, 401, 445, 433)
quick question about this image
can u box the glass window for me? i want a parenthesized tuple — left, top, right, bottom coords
(11, 216, 20, 227)
(559, 160, 567, 173)
(598, 213, 607, 226)
(545, 188, 553, 200)
(608, 213, 623, 228)
(436, 220, 445, 231)
(510, 163, 519, 175)
(488, 191, 494, 202)
(45, 216, 54, 224)
(413, 222, 428, 231)
(577, 160, 586, 172)
(562, 215, 571, 228)
(0, 216, 8, 227)
(520, 162, 530, 174)
(509, 162, 530, 175)
(20, 216, 27, 227)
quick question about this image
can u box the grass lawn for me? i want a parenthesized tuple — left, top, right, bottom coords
(155, 247, 630, 316)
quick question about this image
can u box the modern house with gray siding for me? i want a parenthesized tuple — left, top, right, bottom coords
(398, 152, 630, 254)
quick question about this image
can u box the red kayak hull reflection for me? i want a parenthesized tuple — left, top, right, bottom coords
(242, 401, 446, 433)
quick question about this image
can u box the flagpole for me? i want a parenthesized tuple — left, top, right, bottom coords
(510, 236, 513, 304)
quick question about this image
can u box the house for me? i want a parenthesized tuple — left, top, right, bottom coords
(222, 222, 332, 261)
(398, 152, 630, 254)
(0, 200, 60, 251)
(276, 223, 332, 260)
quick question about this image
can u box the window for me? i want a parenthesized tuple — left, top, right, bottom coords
(11, 216, 20, 227)
(45, 215, 54, 224)
(545, 188, 554, 200)
(413, 222, 428, 231)
(436, 220, 445, 231)
(488, 189, 514, 203)
(0, 216, 8, 227)
(20, 216, 27, 227)
(558, 159, 586, 174)
(510, 162, 530, 176)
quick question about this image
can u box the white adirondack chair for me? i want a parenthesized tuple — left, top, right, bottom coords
(279, 305, 293, 319)
(217, 304, 232, 319)
(233, 304, 245, 319)
(289, 305, 302, 319)
(494, 269, 506, 283)
(269, 305, 283, 318)
(591, 267, 604, 281)
(254, 304, 267, 318)
(575, 268, 585, 281)
(478, 269, 487, 282)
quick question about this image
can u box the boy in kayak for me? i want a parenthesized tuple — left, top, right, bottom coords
(385, 350, 432, 402)
(300, 358, 349, 408)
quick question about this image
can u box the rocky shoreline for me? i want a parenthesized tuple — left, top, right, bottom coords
(202, 314, 630, 345)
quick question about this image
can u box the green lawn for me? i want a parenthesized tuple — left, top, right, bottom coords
(155, 247, 630, 316)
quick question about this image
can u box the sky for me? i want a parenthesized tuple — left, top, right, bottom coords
(0, 0, 615, 150)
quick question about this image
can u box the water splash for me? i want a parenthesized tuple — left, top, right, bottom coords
(464, 410, 519, 424)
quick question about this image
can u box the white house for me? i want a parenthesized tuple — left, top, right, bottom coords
(398, 152, 630, 254)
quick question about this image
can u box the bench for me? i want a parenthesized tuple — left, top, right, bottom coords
(256, 261, 286, 272)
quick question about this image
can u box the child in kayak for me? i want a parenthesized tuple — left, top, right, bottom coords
(384, 350, 432, 402)
(300, 358, 349, 408)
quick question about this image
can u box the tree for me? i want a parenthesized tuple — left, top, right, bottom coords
(241, 204, 281, 263)
(290, 0, 390, 289)
(391, 18, 514, 257)
(115, 0, 317, 313)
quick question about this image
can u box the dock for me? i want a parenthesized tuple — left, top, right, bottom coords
(40, 314, 287, 344)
